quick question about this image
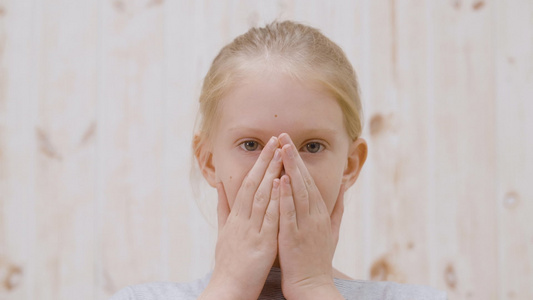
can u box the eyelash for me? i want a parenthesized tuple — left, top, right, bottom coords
(238, 140, 325, 154)
(239, 140, 264, 152)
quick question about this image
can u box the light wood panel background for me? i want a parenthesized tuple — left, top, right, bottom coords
(0, 0, 532, 299)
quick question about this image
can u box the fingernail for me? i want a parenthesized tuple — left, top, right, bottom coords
(283, 144, 294, 158)
(268, 136, 277, 148)
(279, 132, 290, 141)
(274, 149, 281, 161)
(282, 175, 291, 184)
(273, 178, 280, 189)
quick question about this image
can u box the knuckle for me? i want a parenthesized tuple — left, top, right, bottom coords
(253, 189, 266, 204)
(243, 177, 258, 190)
(284, 209, 296, 219)
(304, 175, 314, 188)
(295, 188, 309, 200)
(319, 212, 330, 223)
(264, 210, 277, 223)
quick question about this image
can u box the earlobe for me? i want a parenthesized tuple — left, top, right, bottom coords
(193, 134, 217, 188)
(342, 138, 368, 188)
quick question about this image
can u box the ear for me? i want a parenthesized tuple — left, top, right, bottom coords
(193, 133, 217, 188)
(342, 138, 368, 188)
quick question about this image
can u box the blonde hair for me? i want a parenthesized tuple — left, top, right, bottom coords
(193, 20, 363, 152)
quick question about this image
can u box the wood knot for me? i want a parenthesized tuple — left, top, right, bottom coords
(444, 263, 457, 290)
(2, 264, 23, 291)
(369, 114, 386, 136)
(36, 127, 62, 160)
(407, 241, 414, 249)
(113, 0, 125, 12)
(472, 1, 485, 10)
(503, 191, 520, 209)
(452, 0, 461, 10)
(146, 0, 163, 8)
(79, 122, 96, 146)
(370, 256, 393, 281)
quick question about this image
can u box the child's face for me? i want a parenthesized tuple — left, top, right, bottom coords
(200, 71, 366, 214)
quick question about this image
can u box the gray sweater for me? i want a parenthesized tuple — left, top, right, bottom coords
(110, 267, 447, 300)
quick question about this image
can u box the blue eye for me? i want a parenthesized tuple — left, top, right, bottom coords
(240, 140, 262, 151)
(303, 142, 324, 153)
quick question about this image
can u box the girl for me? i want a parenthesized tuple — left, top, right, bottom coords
(111, 21, 446, 300)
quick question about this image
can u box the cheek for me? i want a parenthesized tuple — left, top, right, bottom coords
(217, 155, 256, 208)
(307, 161, 344, 213)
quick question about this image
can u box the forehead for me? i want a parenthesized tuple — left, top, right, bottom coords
(216, 72, 346, 138)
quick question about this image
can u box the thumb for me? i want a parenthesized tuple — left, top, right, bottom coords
(216, 181, 230, 230)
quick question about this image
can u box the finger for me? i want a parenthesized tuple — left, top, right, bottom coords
(280, 175, 298, 231)
(261, 178, 280, 235)
(281, 143, 309, 217)
(216, 181, 230, 231)
(251, 148, 283, 229)
(235, 136, 279, 218)
(279, 133, 324, 214)
(330, 184, 346, 245)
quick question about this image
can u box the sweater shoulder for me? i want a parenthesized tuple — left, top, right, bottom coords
(109, 273, 211, 300)
(335, 278, 447, 300)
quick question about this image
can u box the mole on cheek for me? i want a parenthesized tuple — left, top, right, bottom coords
(274, 114, 278, 118)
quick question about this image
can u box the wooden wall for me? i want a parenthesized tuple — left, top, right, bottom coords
(1, 0, 532, 299)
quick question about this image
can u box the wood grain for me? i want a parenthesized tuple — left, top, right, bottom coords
(432, 1, 498, 298)
(31, 0, 100, 299)
(96, 1, 167, 298)
(0, 1, 531, 299)
(495, 0, 533, 299)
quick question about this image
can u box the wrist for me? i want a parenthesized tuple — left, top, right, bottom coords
(198, 273, 262, 300)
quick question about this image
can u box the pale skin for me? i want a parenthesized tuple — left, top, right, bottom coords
(195, 71, 367, 300)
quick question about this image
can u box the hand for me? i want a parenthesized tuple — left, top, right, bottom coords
(199, 137, 283, 300)
(277, 133, 345, 300)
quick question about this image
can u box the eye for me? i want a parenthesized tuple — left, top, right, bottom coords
(302, 142, 324, 154)
(239, 140, 262, 152)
